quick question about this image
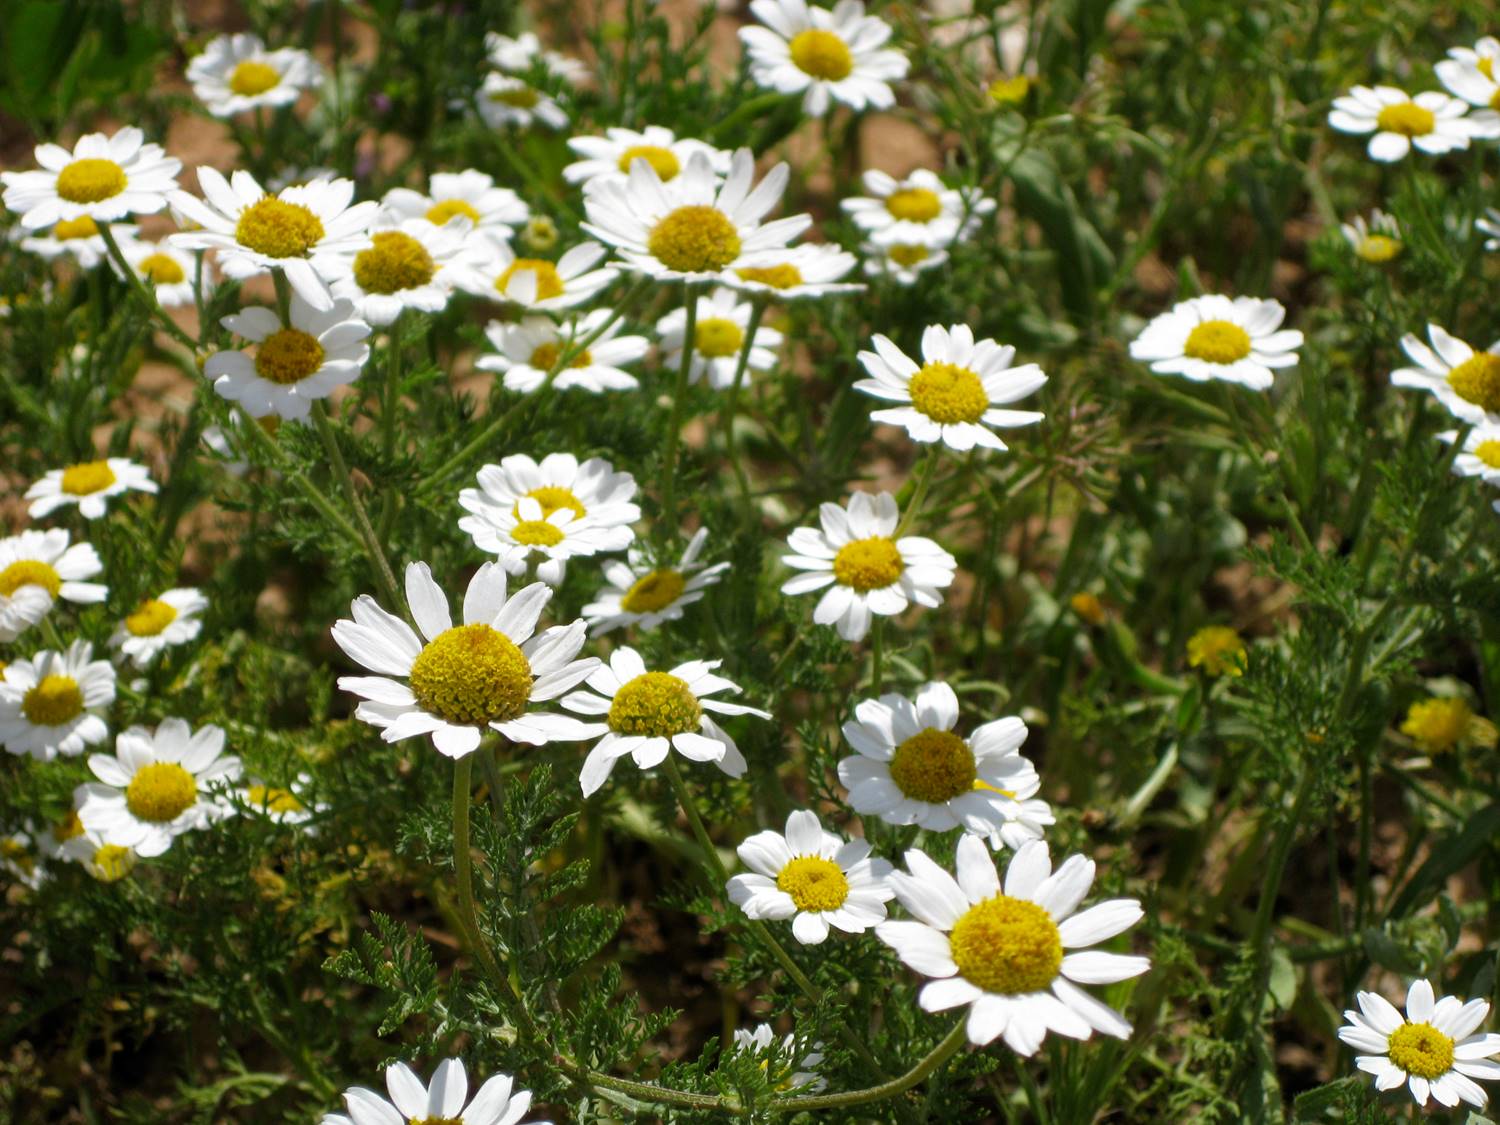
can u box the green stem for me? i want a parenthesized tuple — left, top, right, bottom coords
(450, 756, 510, 990)
(237, 412, 363, 546)
(309, 400, 402, 609)
(871, 616, 886, 694)
(97, 222, 199, 351)
(765, 1020, 968, 1112)
(659, 283, 699, 540)
(722, 298, 766, 513)
(894, 447, 941, 537)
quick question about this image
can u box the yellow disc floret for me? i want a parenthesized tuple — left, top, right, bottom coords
(497, 258, 565, 302)
(91, 844, 136, 882)
(408, 623, 533, 726)
(124, 762, 198, 823)
(647, 206, 742, 273)
(621, 569, 687, 614)
(1387, 1022, 1455, 1080)
(254, 328, 325, 385)
(1447, 353, 1500, 414)
(1187, 625, 1246, 677)
(229, 60, 281, 96)
(22, 674, 84, 726)
(138, 253, 186, 284)
(426, 198, 482, 226)
(831, 536, 904, 591)
(61, 460, 117, 496)
(491, 85, 540, 108)
(1401, 697, 1474, 754)
(246, 784, 307, 815)
(888, 728, 976, 803)
(607, 671, 702, 737)
(514, 486, 586, 521)
(949, 894, 1063, 994)
(885, 188, 943, 223)
(1355, 234, 1402, 264)
(694, 317, 745, 358)
(988, 76, 1031, 107)
(234, 196, 326, 258)
(52, 811, 84, 844)
(888, 244, 929, 267)
(125, 599, 178, 637)
(353, 230, 436, 294)
(0, 560, 62, 598)
(1474, 440, 1500, 469)
(909, 362, 989, 424)
(618, 145, 682, 181)
(55, 159, 128, 204)
(777, 855, 851, 912)
(53, 216, 101, 241)
(735, 263, 803, 289)
(511, 519, 565, 547)
(789, 29, 854, 81)
(1183, 320, 1252, 365)
(1375, 102, 1436, 138)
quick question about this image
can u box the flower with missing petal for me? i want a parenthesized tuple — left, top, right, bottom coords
(110, 234, 204, 306)
(1340, 210, 1402, 265)
(731, 1024, 826, 1093)
(724, 242, 862, 300)
(582, 526, 730, 635)
(862, 239, 949, 285)
(478, 310, 649, 395)
(2, 127, 181, 229)
(26, 458, 157, 521)
(17, 216, 137, 269)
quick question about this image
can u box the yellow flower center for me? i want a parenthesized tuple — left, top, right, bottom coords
(52, 811, 83, 843)
(1475, 440, 1500, 469)
(0, 559, 62, 598)
(788, 29, 854, 81)
(61, 460, 117, 496)
(511, 519, 565, 547)
(92, 844, 136, 882)
(735, 263, 803, 289)
(949, 894, 1064, 994)
(909, 361, 989, 424)
(20, 678, 85, 727)
(1401, 697, 1473, 754)
(247, 784, 307, 814)
(1387, 1022, 1455, 1080)
(425, 198, 482, 226)
(496, 258, 565, 302)
(53, 216, 101, 241)
(1, 839, 35, 875)
(1491, 90, 1500, 112)
(353, 230, 436, 294)
(617, 144, 682, 181)
(1069, 591, 1105, 625)
(607, 671, 703, 737)
(1355, 235, 1401, 263)
(1187, 625, 1246, 677)
(408, 623, 533, 726)
(1182, 320, 1252, 365)
(1482, 57, 1496, 80)
(124, 762, 198, 823)
(410, 1118, 463, 1125)
(254, 328, 325, 385)
(229, 59, 281, 96)
(885, 188, 943, 223)
(621, 569, 687, 614)
(234, 197, 326, 258)
(527, 342, 592, 370)
(988, 76, 1031, 106)
(695, 317, 745, 358)
(491, 85, 540, 108)
(776, 855, 850, 912)
(647, 206, 742, 273)
(138, 252, 186, 284)
(1375, 102, 1436, 137)
(125, 599, 178, 637)
(888, 243, 930, 267)
(55, 158, 128, 204)
(513, 486, 586, 521)
(831, 536, 904, 591)
(1447, 353, 1500, 414)
(888, 728, 976, 803)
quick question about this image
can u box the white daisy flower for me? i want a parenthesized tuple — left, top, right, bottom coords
(186, 33, 322, 118)
(727, 808, 894, 944)
(1127, 294, 1303, 391)
(1479, 208, 1500, 251)
(1339, 979, 1500, 1110)
(838, 681, 1053, 846)
(26, 457, 158, 520)
(462, 240, 616, 312)
(109, 587, 208, 667)
(655, 287, 785, 390)
(731, 1024, 826, 1093)
(1327, 85, 1475, 162)
(457, 453, 640, 585)
(332, 561, 598, 759)
(487, 30, 588, 85)
(1340, 210, 1402, 264)
(582, 149, 811, 283)
(1391, 323, 1500, 424)
(724, 242, 862, 300)
(1, 127, 181, 229)
(0, 528, 107, 643)
(740, 0, 909, 116)
(780, 490, 956, 642)
(75, 719, 240, 858)
(239, 772, 323, 826)
(329, 217, 479, 326)
(17, 217, 137, 269)
(380, 170, 529, 240)
(1444, 36, 1500, 77)
(876, 836, 1150, 1052)
(862, 239, 949, 285)
(477, 73, 569, 131)
(323, 1058, 551, 1125)
(205, 294, 372, 420)
(60, 826, 138, 882)
(1436, 47, 1500, 138)
(856, 324, 1047, 452)
(110, 234, 204, 307)
(477, 309, 649, 395)
(565, 126, 731, 192)
(1440, 423, 1500, 488)
(0, 641, 116, 761)
(1, 825, 48, 890)
(35, 810, 83, 862)
(582, 526, 730, 635)
(841, 169, 995, 248)
(169, 169, 378, 311)
(563, 646, 770, 796)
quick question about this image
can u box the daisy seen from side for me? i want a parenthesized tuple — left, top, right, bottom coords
(60, 826, 138, 882)
(1128, 295, 1303, 391)
(0, 528, 107, 643)
(565, 127, 731, 192)
(862, 239, 949, 285)
(582, 526, 730, 635)
(380, 170, 529, 240)
(655, 287, 784, 390)
(725, 242, 863, 300)
(1341, 210, 1403, 264)
(18, 217, 137, 269)
(477, 310, 649, 395)
(110, 234, 204, 306)
(731, 1025, 826, 1093)
(463, 239, 616, 312)
(0, 641, 115, 761)
(26, 457, 158, 520)
(324, 1058, 551, 1125)
(477, 73, 569, 131)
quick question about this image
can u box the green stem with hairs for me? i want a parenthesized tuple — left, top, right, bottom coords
(237, 411, 362, 546)
(658, 283, 699, 540)
(97, 222, 199, 351)
(309, 400, 402, 609)
(894, 447, 941, 537)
